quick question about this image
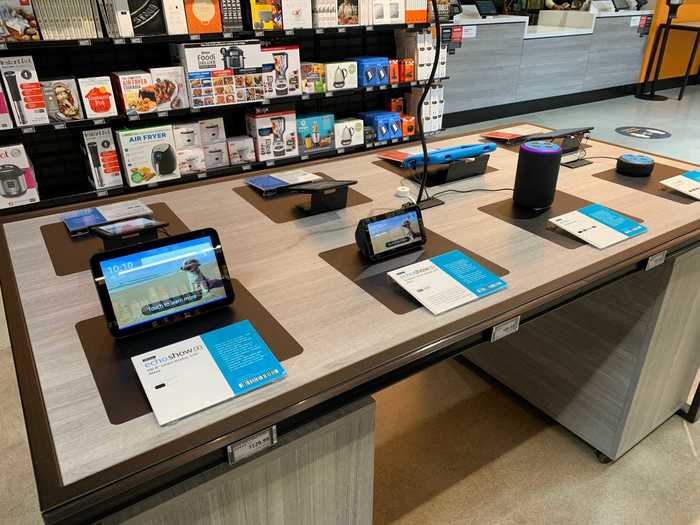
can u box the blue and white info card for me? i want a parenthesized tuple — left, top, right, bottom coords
(132, 320, 286, 425)
(660, 170, 700, 200)
(387, 250, 508, 315)
(549, 203, 647, 250)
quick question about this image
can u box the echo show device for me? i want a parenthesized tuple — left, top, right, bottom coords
(355, 205, 427, 262)
(90, 228, 235, 338)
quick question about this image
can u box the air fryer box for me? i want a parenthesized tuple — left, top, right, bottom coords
(245, 108, 298, 162)
(204, 142, 230, 169)
(111, 70, 157, 115)
(324, 61, 357, 92)
(297, 113, 334, 155)
(177, 147, 206, 175)
(227, 136, 256, 164)
(116, 124, 182, 187)
(0, 143, 39, 209)
(261, 45, 301, 98)
(81, 128, 124, 189)
(173, 122, 202, 149)
(334, 118, 363, 147)
(0, 55, 49, 127)
(199, 117, 226, 145)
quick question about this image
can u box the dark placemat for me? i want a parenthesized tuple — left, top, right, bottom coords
(319, 230, 509, 315)
(478, 190, 644, 250)
(233, 172, 372, 224)
(77, 279, 303, 425)
(592, 164, 696, 205)
(372, 159, 498, 187)
(41, 203, 190, 277)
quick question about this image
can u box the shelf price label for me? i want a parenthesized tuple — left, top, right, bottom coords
(226, 426, 277, 465)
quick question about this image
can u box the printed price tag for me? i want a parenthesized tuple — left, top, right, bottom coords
(191, 107, 201, 113)
(131, 37, 142, 44)
(147, 182, 158, 188)
(53, 123, 66, 130)
(316, 28, 325, 34)
(266, 160, 275, 167)
(227, 426, 278, 464)
(336, 147, 345, 154)
(463, 26, 477, 39)
(113, 38, 125, 45)
(157, 111, 168, 118)
(366, 86, 375, 91)
(97, 190, 108, 198)
(338, 27, 346, 33)
(301, 155, 309, 160)
(93, 119, 106, 125)
(366, 25, 374, 31)
(301, 94, 310, 100)
(410, 81, 417, 86)
(491, 316, 520, 342)
(128, 115, 140, 121)
(407, 23, 415, 28)
(191, 34, 201, 40)
(255, 30, 264, 37)
(391, 83, 398, 88)
(645, 251, 667, 271)
(0, 43, 7, 50)
(223, 32, 234, 38)
(630, 16, 641, 27)
(242, 164, 252, 171)
(285, 29, 294, 35)
(21, 126, 35, 134)
(325, 92, 334, 97)
(197, 172, 208, 179)
(78, 39, 91, 46)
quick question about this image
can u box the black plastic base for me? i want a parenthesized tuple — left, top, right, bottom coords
(424, 155, 490, 187)
(635, 93, 669, 101)
(416, 197, 445, 210)
(100, 229, 159, 251)
(298, 186, 350, 214)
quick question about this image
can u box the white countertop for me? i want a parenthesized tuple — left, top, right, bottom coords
(524, 24, 595, 38)
(595, 9, 652, 17)
(453, 14, 530, 25)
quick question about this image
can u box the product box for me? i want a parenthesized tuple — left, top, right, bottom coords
(250, 0, 283, 29)
(324, 61, 357, 92)
(0, 143, 39, 209)
(81, 128, 124, 189)
(400, 113, 415, 136)
(0, 1, 40, 42)
(405, 0, 427, 22)
(116, 124, 182, 186)
(337, 0, 358, 25)
(262, 45, 301, 98)
(221, 0, 244, 31)
(300, 62, 325, 94)
(388, 59, 399, 84)
(387, 0, 404, 23)
(296, 113, 334, 155)
(359, 110, 401, 141)
(162, 0, 189, 34)
(184, 0, 223, 33)
(311, 0, 336, 27)
(0, 83, 14, 129)
(386, 96, 403, 113)
(173, 122, 201, 149)
(351, 56, 389, 87)
(399, 58, 415, 82)
(199, 117, 226, 145)
(370, 0, 387, 24)
(149, 66, 190, 111)
(128, 0, 167, 35)
(246, 108, 298, 162)
(334, 117, 363, 148)
(177, 147, 206, 174)
(0, 55, 49, 126)
(227, 135, 256, 164)
(204, 142, 230, 169)
(112, 71, 157, 116)
(281, 0, 312, 28)
(78, 76, 118, 119)
(41, 78, 84, 122)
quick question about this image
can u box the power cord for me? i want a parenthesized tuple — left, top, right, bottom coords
(432, 187, 513, 198)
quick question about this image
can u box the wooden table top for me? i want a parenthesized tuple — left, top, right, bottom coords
(3, 123, 699, 492)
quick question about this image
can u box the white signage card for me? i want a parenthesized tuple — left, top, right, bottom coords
(549, 204, 647, 250)
(660, 171, 700, 200)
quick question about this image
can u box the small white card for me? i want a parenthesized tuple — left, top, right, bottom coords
(549, 204, 647, 250)
(660, 171, 700, 200)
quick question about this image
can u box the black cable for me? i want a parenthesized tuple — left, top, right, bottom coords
(432, 187, 514, 198)
(584, 156, 619, 161)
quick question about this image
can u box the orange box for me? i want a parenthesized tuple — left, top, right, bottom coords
(386, 96, 404, 113)
(184, 0, 224, 34)
(389, 59, 399, 84)
(401, 114, 416, 137)
(405, 4, 428, 23)
(399, 58, 415, 82)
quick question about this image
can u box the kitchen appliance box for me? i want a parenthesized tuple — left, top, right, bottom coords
(78, 76, 119, 119)
(311, 0, 336, 27)
(282, 0, 312, 28)
(173, 122, 202, 149)
(246, 108, 298, 162)
(0, 55, 49, 126)
(112, 71, 157, 116)
(149, 66, 190, 111)
(183, 0, 223, 33)
(162, 0, 189, 34)
(359, 110, 401, 141)
(334, 117, 363, 147)
(351, 56, 389, 87)
(175, 40, 275, 108)
(336, 0, 359, 26)
(0, 144, 39, 209)
(0, 83, 13, 129)
(324, 61, 357, 92)
(199, 117, 226, 145)
(177, 147, 206, 174)
(204, 142, 230, 169)
(296, 113, 334, 155)
(41, 78, 84, 122)
(81, 128, 124, 189)
(262, 45, 301, 98)
(116, 125, 182, 187)
(128, 0, 167, 36)
(250, 0, 283, 29)
(370, 0, 404, 24)
(227, 135, 256, 164)
(300, 62, 325, 94)
(0, 1, 41, 42)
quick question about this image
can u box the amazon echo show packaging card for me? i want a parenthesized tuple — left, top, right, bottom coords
(660, 171, 700, 200)
(0, 144, 40, 210)
(0, 55, 50, 126)
(116, 124, 182, 186)
(132, 320, 286, 426)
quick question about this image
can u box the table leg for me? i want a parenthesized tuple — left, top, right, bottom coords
(679, 32, 700, 101)
(679, 382, 700, 424)
(639, 25, 663, 95)
(649, 24, 672, 97)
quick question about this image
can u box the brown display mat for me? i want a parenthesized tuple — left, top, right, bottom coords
(76, 279, 303, 425)
(319, 229, 509, 315)
(372, 159, 498, 186)
(592, 164, 697, 205)
(41, 203, 190, 277)
(233, 172, 372, 224)
(478, 191, 644, 250)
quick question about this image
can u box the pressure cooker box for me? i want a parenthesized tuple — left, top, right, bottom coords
(116, 124, 182, 187)
(0, 143, 39, 209)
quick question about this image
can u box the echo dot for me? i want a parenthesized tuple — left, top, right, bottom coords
(616, 154, 655, 177)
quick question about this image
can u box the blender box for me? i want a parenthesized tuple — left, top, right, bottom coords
(227, 136, 256, 164)
(78, 76, 118, 119)
(41, 78, 84, 122)
(296, 113, 335, 155)
(149, 66, 190, 111)
(177, 147, 206, 175)
(0, 144, 39, 209)
(245, 108, 298, 162)
(199, 117, 226, 145)
(262, 45, 301, 98)
(334, 118, 363, 148)
(111, 71, 157, 116)
(337, 0, 359, 26)
(300, 63, 325, 94)
(351, 56, 389, 87)
(282, 0, 313, 28)
(173, 122, 202, 149)
(324, 61, 357, 92)
(116, 124, 182, 187)
(204, 142, 230, 169)
(250, 0, 283, 30)
(0, 83, 14, 129)
(0, 55, 49, 127)
(81, 128, 124, 189)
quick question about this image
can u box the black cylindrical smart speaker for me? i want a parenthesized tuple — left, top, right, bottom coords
(513, 141, 563, 211)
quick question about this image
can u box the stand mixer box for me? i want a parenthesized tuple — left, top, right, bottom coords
(324, 61, 357, 91)
(116, 124, 182, 187)
(81, 128, 124, 189)
(246, 108, 298, 162)
(0, 144, 39, 210)
(297, 113, 335, 155)
(334, 118, 363, 148)
(262, 45, 301, 98)
(0, 55, 49, 127)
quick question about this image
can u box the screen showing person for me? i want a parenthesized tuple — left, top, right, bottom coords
(368, 210, 422, 256)
(100, 236, 228, 330)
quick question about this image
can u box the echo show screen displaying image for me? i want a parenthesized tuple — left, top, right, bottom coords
(368, 210, 422, 256)
(99, 236, 228, 330)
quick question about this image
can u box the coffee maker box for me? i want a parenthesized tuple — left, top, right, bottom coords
(227, 135, 256, 164)
(246, 108, 298, 162)
(261, 45, 301, 98)
(0, 144, 39, 209)
(177, 147, 206, 174)
(250, 0, 283, 29)
(297, 113, 335, 155)
(78, 76, 119, 119)
(111, 71, 157, 115)
(324, 61, 357, 92)
(149, 66, 190, 111)
(41, 78, 85, 122)
(334, 118, 363, 148)
(116, 124, 182, 187)
(81, 128, 124, 189)
(203, 142, 230, 169)
(0, 55, 49, 127)
(173, 123, 202, 149)
(300, 62, 325, 94)
(199, 117, 226, 145)
(337, 0, 359, 26)
(282, 0, 312, 28)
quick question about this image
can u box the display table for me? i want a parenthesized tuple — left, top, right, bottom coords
(2, 123, 699, 523)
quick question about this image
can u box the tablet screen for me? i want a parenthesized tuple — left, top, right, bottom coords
(99, 235, 229, 330)
(368, 210, 422, 256)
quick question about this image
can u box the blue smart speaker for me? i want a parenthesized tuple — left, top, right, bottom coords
(616, 154, 655, 177)
(513, 141, 563, 211)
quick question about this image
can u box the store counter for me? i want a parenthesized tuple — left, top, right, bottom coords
(2, 124, 699, 523)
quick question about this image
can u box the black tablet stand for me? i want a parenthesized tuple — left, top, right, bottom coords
(100, 229, 159, 251)
(295, 185, 352, 215)
(422, 154, 490, 187)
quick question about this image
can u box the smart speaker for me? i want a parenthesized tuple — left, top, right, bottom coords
(513, 141, 563, 211)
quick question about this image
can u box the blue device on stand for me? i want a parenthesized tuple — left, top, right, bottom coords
(401, 143, 497, 168)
